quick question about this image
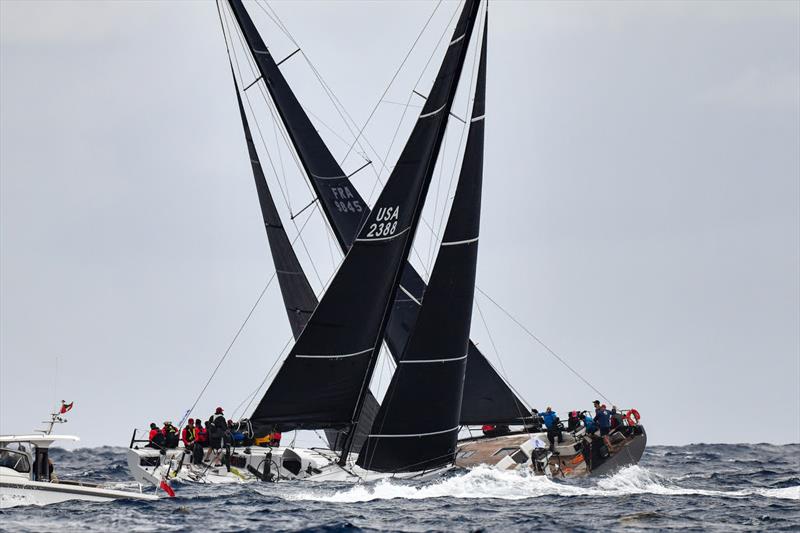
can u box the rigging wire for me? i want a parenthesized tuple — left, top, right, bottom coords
(181, 201, 321, 424)
(248, 0, 462, 283)
(222, 4, 329, 290)
(475, 286, 613, 405)
(225, 1, 349, 278)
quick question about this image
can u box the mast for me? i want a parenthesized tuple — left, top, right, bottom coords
(357, 10, 488, 472)
(226, 0, 530, 426)
(244, 0, 482, 465)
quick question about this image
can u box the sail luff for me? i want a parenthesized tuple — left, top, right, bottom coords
(356, 10, 489, 473)
(229, 62, 318, 339)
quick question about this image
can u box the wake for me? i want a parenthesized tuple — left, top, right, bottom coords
(284, 465, 800, 503)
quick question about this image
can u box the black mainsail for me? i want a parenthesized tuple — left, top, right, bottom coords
(357, 14, 488, 473)
(226, 0, 529, 425)
(247, 0, 482, 457)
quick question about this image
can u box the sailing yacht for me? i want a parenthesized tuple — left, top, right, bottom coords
(127, 0, 645, 486)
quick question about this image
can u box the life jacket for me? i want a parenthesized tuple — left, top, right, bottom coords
(182, 426, 196, 445)
(148, 428, 162, 442)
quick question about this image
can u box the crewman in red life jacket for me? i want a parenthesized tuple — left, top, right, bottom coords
(182, 419, 196, 448)
(194, 420, 208, 446)
(147, 423, 165, 449)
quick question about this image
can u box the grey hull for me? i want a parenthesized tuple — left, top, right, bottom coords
(590, 426, 647, 477)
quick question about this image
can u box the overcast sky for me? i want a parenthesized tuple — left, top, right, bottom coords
(1, 0, 798, 449)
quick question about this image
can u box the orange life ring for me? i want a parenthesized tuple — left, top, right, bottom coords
(626, 409, 641, 426)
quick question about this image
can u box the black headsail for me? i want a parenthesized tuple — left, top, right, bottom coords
(221, 20, 380, 453)
(229, 65, 317, 339)
(357, 13, 488, 473)
(226, 0, 528, 425)
(247, 0, 482, 456)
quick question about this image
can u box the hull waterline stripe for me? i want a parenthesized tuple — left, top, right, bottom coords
(356, 226, 411, 243)
(419, 103, 447, 119)
(470, 114, 485, 122)
(296, 347, 373, 359)
(441, 236, 479, 246)
(368, 426, 460, 438)
(400, 354, 468, 364)
(399, 285, 422, 306)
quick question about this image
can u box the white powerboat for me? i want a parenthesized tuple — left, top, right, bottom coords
(1, 406, 162, 508)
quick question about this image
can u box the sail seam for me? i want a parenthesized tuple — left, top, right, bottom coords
(400, 354, 468, 364)
(355, 226, 411, 243)
(368, 426, 460, 438)
(309, 172, 347, 181)
(441, 236, 479, 246)
(470, 114, 485, 122)
(399, 285, 422, 306)
(449, 34, 465, 46)
(295, 347, 373, 359)
(419, 103, 447, 119)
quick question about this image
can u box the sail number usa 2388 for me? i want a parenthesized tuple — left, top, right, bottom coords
(366, 206, 400, 238)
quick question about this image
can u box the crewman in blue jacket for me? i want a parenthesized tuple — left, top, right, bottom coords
(542, 407, 563, 452)
(595, 405, 612, 436)
(581, 412, 597, 433)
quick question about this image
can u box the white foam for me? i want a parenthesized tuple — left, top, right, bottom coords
(284, 466, 800, 503)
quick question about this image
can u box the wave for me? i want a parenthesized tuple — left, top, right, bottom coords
(286, 466, 800, 503)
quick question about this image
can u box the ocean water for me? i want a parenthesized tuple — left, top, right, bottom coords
(1, 443, 798, 532)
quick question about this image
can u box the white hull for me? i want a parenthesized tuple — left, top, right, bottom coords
(127, 445, 339, 485)
(0, 475, 158, 508)
(127, 444, 447, 485)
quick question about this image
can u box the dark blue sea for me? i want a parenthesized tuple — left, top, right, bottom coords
(1, 443, 798, 531)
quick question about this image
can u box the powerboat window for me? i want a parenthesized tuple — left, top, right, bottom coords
(0, 448, 31, 473)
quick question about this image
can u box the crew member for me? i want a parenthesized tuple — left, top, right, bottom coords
(542, 407, 563, 452)
(567, 410, 581, 432)
(181, 418, 197, 463)
(595, 405, 612, 437)
(182, 419, 196, 448)
(581, 412, 597, 434)
(211, 407, 227, 431)
(163, 421, 179, 449)
(147, 423, 165, 449)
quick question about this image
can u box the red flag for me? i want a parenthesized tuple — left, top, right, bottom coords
(60, 401, 73, 414)
(159, 480, 175, 498)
